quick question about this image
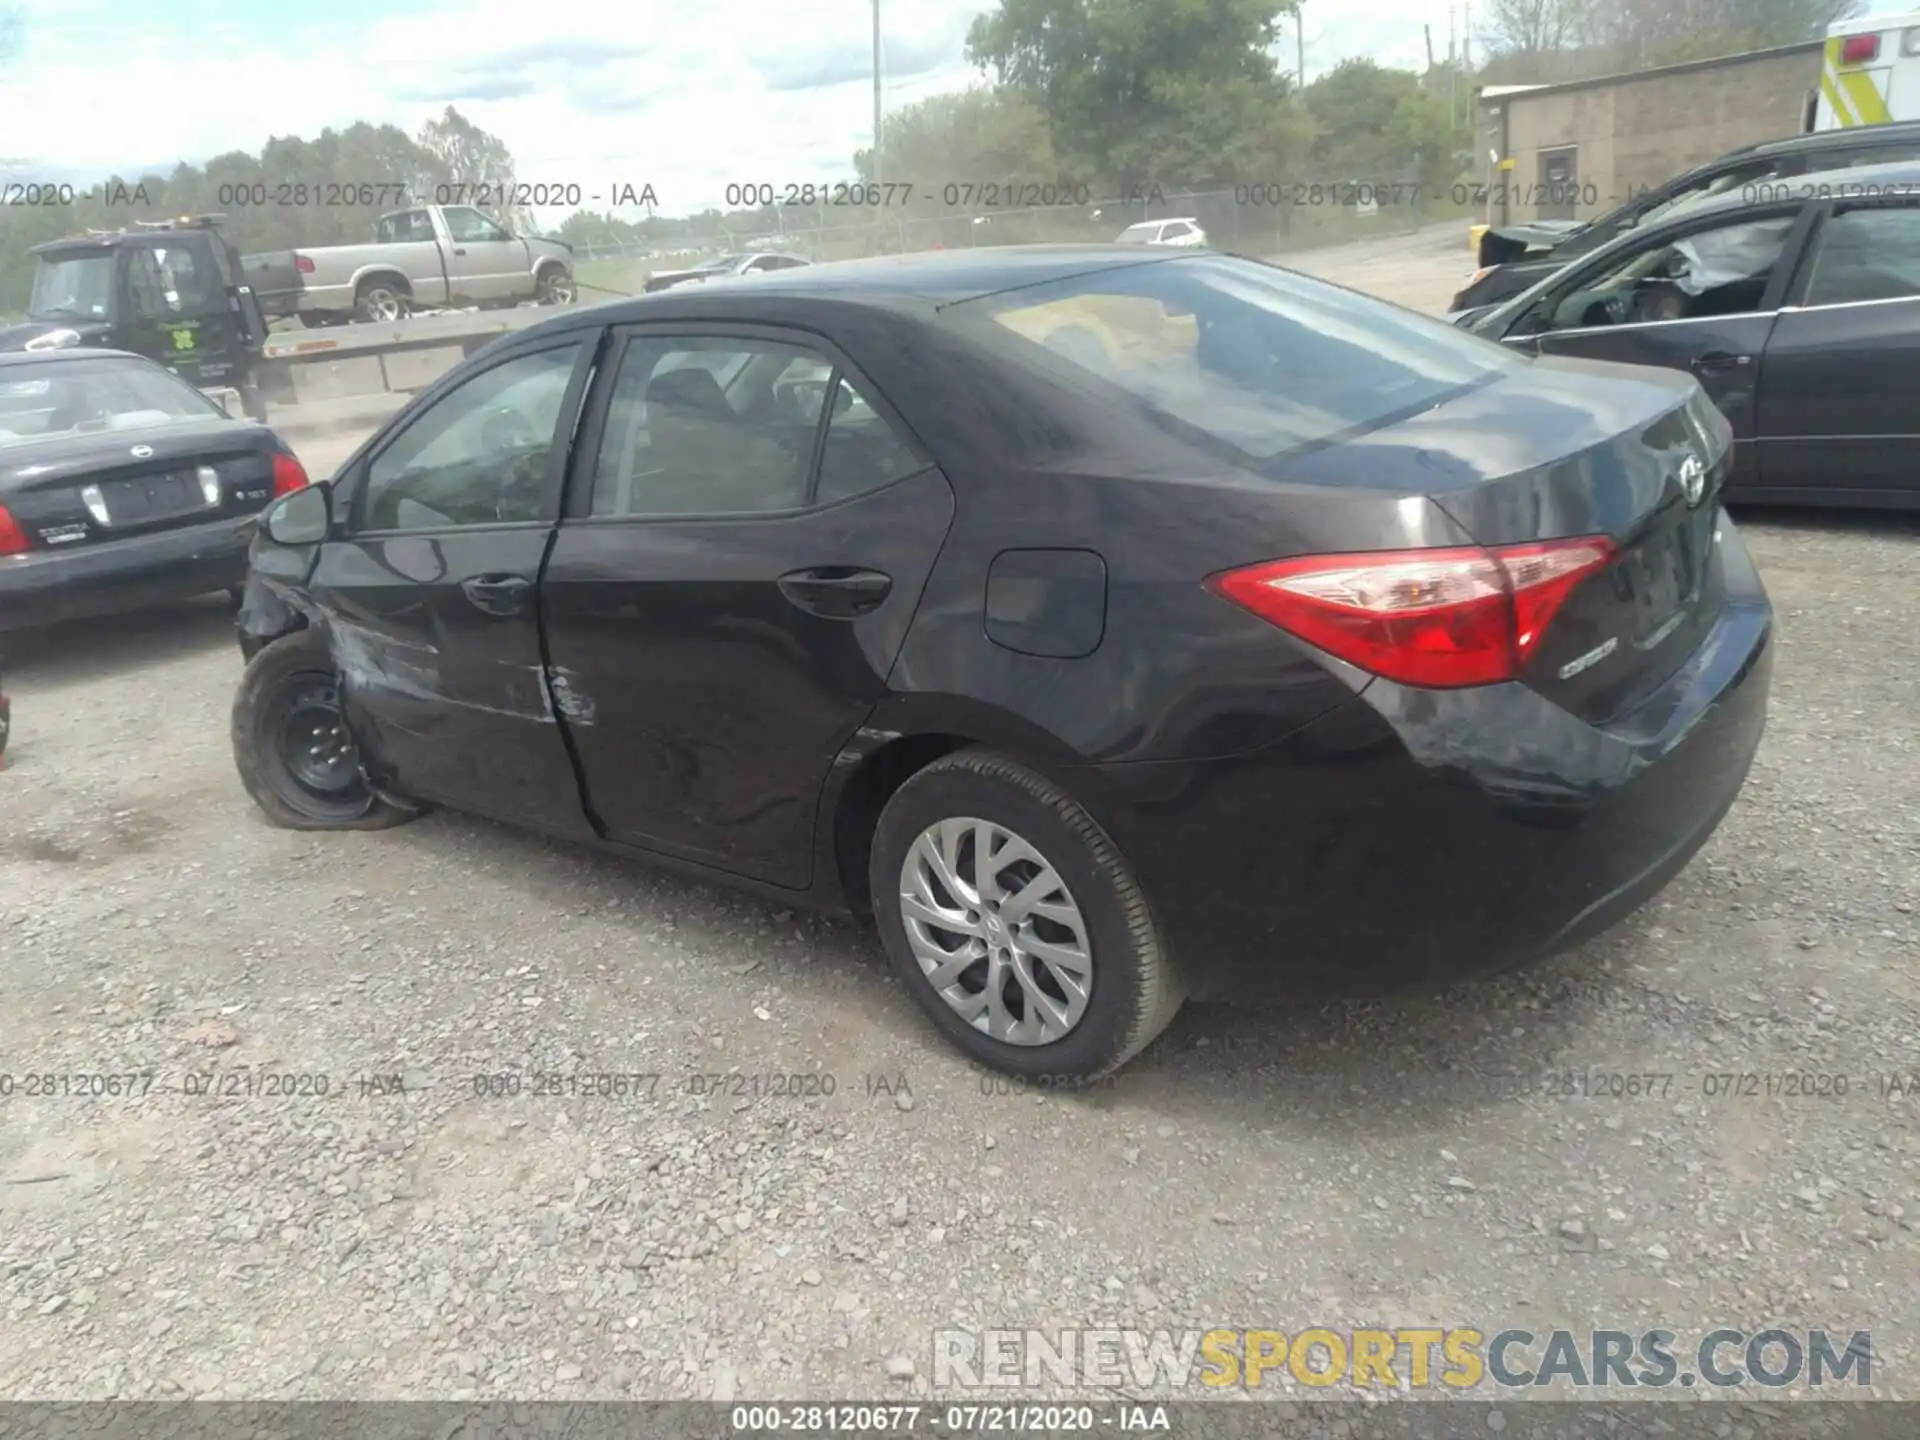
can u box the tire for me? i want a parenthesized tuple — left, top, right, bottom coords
(230, 629, 415, 831)
(868, 749, 1183, 1083)
(353, 280, 411, 324)
(535, 267, 576, 306)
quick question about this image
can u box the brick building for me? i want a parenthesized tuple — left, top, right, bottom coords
(1476, 43, 1824, 227)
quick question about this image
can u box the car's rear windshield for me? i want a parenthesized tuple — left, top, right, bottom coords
(966, 252, 1523, 464)
(0, 357, 220, 445)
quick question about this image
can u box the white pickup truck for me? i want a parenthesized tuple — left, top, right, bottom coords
(243, 203, 577, 326)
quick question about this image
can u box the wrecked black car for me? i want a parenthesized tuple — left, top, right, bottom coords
(1453, 119, 1920, 313)
(229, 247, 1769, 1080)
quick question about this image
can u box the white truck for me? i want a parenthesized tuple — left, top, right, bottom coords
(242, 204, 577, 327)
(1813, 10, 1920, 130)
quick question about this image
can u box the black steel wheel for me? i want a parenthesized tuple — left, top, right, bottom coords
(231, 630, 415, 830)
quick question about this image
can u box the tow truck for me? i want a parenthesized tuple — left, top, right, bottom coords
(0, 215, 271, 421)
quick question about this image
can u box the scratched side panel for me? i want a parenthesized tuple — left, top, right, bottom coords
(312, 527, 595, 839)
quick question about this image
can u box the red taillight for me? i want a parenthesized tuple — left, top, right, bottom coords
(1841, 32, 1880, 62)
(0, 501, 30, 557)
(1208, 537, 1617, 689)
(294, 253, 316, 274)
(271, 452, 310, 496)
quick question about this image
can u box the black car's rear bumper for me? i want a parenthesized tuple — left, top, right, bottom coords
(0, 513, 255, 632)
(1081, 514, 1773, 1000)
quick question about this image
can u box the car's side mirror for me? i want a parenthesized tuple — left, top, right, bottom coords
(262, 479, 331, 545)
(832, 386, 853, 417)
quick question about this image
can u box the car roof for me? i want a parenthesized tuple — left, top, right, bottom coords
(1646, 155, 1920, 228)
(520, 245, 1197, 330)
(1680, 120, 1920, 179)
(0, 348, 151, 370)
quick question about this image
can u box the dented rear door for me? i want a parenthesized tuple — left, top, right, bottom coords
(311, 336, 598, 836)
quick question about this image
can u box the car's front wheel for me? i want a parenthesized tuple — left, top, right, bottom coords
(231, 630, 415, 831)
(869, 749, 1183, 1083)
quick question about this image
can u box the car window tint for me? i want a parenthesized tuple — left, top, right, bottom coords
(589, 337, 821, 517)
(443, 207, 509, 244)
(124, 249, 171, 320)
(360, 345, 580, 531)
(1848, 146, 1920, 167)
(0, 357, 217, 445)
(814, 375, 925, 504)
(976, 254, 1522, 464)
(1539, 215, 1795, 332)
(1638, 162, 1778, 228)
(1802, 205, 1920, 305)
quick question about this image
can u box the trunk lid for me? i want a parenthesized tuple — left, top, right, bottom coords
(1273, 354, 1731, 725)
(0, 417, 281, 554)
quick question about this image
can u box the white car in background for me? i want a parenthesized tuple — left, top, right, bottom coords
(1114, 217, 1208, 247)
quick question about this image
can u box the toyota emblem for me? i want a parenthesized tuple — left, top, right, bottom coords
(1678, 453, 1705, 508)
(129, 444, 153, 459)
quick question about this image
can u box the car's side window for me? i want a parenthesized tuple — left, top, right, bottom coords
(123, 249, 171, 321)
(1847, 145, 1920, 168)
(589, 336, 822, 517)
(1800, 204, 1920, 306)
(1634, 162, 1779, 230)
(814, 374, 928, 504)
(444, 206, 511, 244)
(359, 343, 582, 532)
(1533, 214, 1798, 332)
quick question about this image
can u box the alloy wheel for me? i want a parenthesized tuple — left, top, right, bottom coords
(898, 817, 1094, 1045)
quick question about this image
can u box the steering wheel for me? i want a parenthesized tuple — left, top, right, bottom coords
(480, 406, 539, 453)
(1576, 293, 1628, 328)
(1629, 283, 1687, 324)
(781, 379, 829, 420)
(487, 446, 549, 521)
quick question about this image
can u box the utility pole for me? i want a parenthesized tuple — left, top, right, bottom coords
(1295, 2, 1307, 101)
(872, 0, 884, 187)
(1462, 0, 1472, 74)
(1449, 6, 1458, 127)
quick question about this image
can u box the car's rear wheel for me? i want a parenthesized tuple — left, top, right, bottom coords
(354, 280, 411, 324)
(231, 630, 414, 831)
(869, 749, 1183, 1082)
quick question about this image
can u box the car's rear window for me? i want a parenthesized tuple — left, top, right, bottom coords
(0, 357, 220, 445)
(968, 253, 1523, 464)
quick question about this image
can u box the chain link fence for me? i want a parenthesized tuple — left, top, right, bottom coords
(567, 175, 1481, 293)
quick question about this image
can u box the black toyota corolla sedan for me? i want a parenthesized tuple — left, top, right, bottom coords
(0, 348, 310, 633)
(231, 246, 1772, 1080)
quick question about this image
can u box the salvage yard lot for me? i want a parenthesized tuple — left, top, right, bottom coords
(2, 228, 1917, 1404)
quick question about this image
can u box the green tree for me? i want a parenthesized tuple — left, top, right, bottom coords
(854, 87, 1064, 201)
(418, 105, 526, 230)
(965, 0, 1304, 191)
(0, 108, 516, 315)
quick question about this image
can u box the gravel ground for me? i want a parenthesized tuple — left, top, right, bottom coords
(1, 230, 1917, 1410)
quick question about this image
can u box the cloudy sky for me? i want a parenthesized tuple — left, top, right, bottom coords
(0, 0, 1905, 219)
(0, 0, 1462, 218)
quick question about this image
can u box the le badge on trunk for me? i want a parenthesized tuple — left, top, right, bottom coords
(1679, 452, 1706, 508)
